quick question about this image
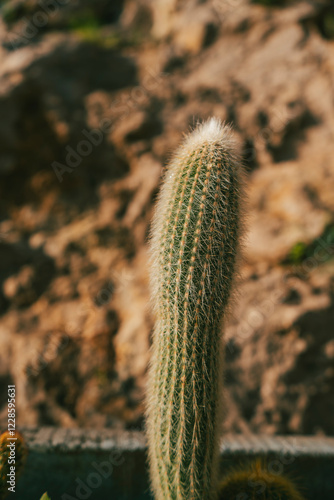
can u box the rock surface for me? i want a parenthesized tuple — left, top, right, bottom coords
(0, 0, 333, 435)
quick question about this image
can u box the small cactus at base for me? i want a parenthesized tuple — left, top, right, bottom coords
(0, 430, 27, 499)
(146, 118, 243, 499)
(218, 460, 305, 500)
(40, 493, 51, 500)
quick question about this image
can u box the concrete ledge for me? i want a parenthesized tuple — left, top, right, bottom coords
(11, 428, 334, 499)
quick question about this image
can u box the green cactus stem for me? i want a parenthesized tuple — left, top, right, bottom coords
(146, 118, 243, 499)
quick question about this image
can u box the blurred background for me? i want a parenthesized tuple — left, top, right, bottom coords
(0, 0, 333, 436)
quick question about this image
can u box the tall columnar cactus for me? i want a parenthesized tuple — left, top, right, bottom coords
(146, 118, 243, 499)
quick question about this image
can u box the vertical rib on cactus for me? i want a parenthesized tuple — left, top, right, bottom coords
(147, 118, 243, 500)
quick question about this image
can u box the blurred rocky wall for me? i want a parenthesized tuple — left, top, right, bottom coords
(0, 0, 333, 434)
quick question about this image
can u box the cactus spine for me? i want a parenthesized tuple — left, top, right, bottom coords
(147, 118, 242, 499)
